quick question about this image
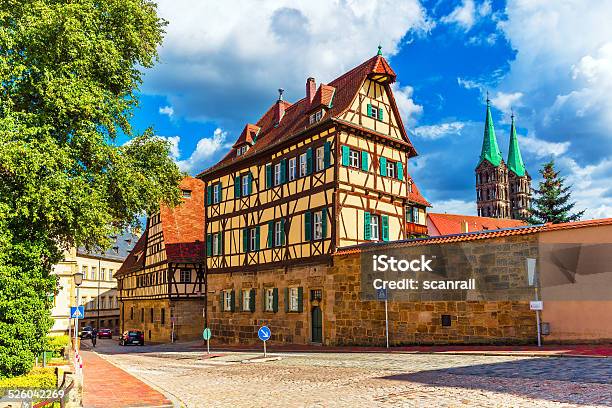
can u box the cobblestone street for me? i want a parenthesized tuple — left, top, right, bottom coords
(89, 339, 612, 407)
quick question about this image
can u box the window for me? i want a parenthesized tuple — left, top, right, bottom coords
(441, 314, 452, 327)
(161, 308, 165, 325)
(141, 308, 144, 322)
(250, 228, 257, 252)
(213, 183, 220, 204)
(242, 289, 251, 312)
(109, 269, 114, 280)
(179, 269, 191, 283)
(370, 105, 378, 119)
(386, 161, 396, 178)
(408, 180, 413, 193)
(212, 233, 220, 256)
(299, 153, 307, 177)
(316, 146, 325, 171)
(150, 308, 154, 323)
(100, 297, 106, 309)
(288, 158, 296, 181)
(100, 268, 106, 281)
(181, 189, 192, 198)
(349, 150, 359, 168)
(265, 288, 275, 312)
(223, 290, 232, 311)
(274, 221, 283, 246)
(274, 163, 282, 186)
(241, 174, 249, 196)
(309, 110, 323, 124)
(91, 266, 97, 281)
(289, 287, 299, 312)
(370, 215, 380, 240)
(313, 211, 323, 240)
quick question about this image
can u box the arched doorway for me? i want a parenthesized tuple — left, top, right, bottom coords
(311, 306, 322, 343)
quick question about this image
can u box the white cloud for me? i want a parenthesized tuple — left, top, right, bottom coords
(431, 199, 476, 216)
(413, 121, 465, 140)
(158, 105, 174, 118)
(391, 83, 423, 126)
(490, 91, 523, 112)
(457, 77, 482, 91)
(442, 0, 476, 30)
(176, 128, 230, 174)
(517, 135, 569, 158)
(156, 135, 181, 160)
(145, 1, 431, 126)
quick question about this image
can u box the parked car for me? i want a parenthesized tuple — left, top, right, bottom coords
(119, 330, 144, 346)
(79, 326, 93, 339)
(98, 328, 113, 339)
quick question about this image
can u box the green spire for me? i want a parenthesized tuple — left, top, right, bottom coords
(479, 96, 503, 167)
(507, 112, 526, 176)
(377, 44, 382, 56)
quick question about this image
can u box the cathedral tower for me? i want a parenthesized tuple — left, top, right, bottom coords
(475, 98, 510, 218)
(507, 113, 532, 219)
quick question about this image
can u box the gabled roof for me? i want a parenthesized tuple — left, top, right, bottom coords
(407, 172, 431, 207)
(507, 114, 526, 177)
(308, 84, 336, 111)
(233, 124, 260, 148)
(115, 233, 147, 276)
(427, 212, 526, 236)
(198, 53, 412, 177)
(478, 99, 503, 168)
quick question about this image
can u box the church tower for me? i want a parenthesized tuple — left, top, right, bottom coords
(507, 113, 532, 219)
(475, 98, 511, 218)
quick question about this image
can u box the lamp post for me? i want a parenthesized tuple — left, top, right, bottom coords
(73, 271, 84, 351)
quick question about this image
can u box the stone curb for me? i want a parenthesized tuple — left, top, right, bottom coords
(240, 356, 283, 364)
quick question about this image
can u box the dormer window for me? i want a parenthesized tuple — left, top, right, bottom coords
(236, 145, 249, 157)
(309, 110, 324, 125)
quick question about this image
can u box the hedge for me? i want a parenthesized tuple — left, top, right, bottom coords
(0, 367, 56, 389)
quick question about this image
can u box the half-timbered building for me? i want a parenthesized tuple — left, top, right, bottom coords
(198, 49, 430, 345)
(115, 177, 207, 342)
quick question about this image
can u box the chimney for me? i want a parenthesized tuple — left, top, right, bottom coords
(306, 77, 316, 105)
(461, 220, 469, 233)
(274, 88, 285, 126)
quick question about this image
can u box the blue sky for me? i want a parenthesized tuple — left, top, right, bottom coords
(125, 0, 612, 219)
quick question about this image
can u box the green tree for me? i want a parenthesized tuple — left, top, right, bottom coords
(527, 160, 585, 224)
(0, 0, 182, 377)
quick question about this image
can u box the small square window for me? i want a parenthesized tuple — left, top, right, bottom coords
(179, 269, 191, 283)
(348, 150, 359, 168)
(370, 106, 378, 120)
(181, 189, 192, 198)
(386, 161, 396, 178)
(441, 314, 452, 327)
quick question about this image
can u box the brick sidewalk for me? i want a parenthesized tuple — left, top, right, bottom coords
(81, 350, 174, 408)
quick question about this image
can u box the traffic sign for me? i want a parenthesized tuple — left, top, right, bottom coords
(203, 328, 212, 340)
(70, 306, 84, 319)
(258, 325, 271, 341)
(376, 288, 388, 301)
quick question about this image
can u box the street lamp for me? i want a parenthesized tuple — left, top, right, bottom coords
(73, 272, 84, 352)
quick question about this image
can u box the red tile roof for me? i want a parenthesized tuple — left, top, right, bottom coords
(308, 84, 336, 111)
(116, 232, 147, 276)
(334, 217, 612, 255)
(198, 53, 413, 177)
(233, 124, 260, 148)
(427, 213, 526, 236)
(407, 172, 431, 207)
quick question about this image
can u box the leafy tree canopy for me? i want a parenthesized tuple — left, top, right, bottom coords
(0, 0, 182, 376)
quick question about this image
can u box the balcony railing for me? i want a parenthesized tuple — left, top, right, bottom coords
(406, 222, 428, 236)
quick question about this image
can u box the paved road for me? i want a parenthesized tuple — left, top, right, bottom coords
(92, 339, 612, 407)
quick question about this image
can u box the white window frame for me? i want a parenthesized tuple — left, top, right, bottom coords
(100, 268, 106, 281)
(299, 153, 307, 177)
(313, 211, 323, 240)
(182, 189, 192, 198)
(241, 175, 249, 196)
(274, 163, 282, 186)
(212, 232, 220, 256)
(265, 288, 274, 312)
(349, 150, 359, 168)
(316, 146, 324, 171)
(249, 228, 257, 251)
(180, 269, 191, 283)
(413, 208, 420, 224)
(288, 157, 296, 181)
(223, 290, 232, 311)
(289, 287, 299, 312)
(91, 266, 97, 281)
(371, 215, 380, 240)
(213, 183, 220, 204)
(387, 161, 396, 178)
(370, 106, 379, 120)
(274, 220, 283, 246)
(242, 289, 251, 311)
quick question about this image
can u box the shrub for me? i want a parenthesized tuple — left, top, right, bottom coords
(47, 335, 70, 357)
(0, 367, 56, 389)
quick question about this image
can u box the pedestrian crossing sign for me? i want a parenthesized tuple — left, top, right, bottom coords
(70, 306, 85, 319)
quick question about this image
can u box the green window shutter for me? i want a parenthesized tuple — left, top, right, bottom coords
(397, 162, 404, 180)
(304, 211, 312, 241)
(297, 287, 303, 313)
(284, 287, 289, 312)
(249, 288, 256, 312)
(219, 182, 223, 201)
(324, 141, 331, 168)
(273, 288, 279, 312)
(230, 290, 235, 312)
(281, 218, 286, 245)
(243, 228, 249, 253)
(361, 151, 369, 171)
(234, 176, 241, 198)
(266, 164, 272, 189)
(379, 107, 384, 121)
(238, 289, 243, 311)
(280, 159, 287, 184)
(364, 212, 371, 241)
(206, 186, 212, 205)
(321, 209, 327, 239)
(218, 233, 224, 255)
(206, 234, 212, 256)
(219, 291, 224, 312)
(367, 103, 372, 117)
(255, 226, 261, 251)
(341, 146, 350, 166)
(306, 147, 313, 175)
(267, 221, 274, 248)
(247, 172, 253, 195)
(382, 215, 389, 242)
(380, 157, 387, 176)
